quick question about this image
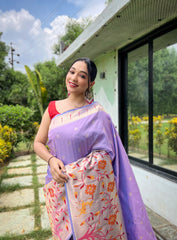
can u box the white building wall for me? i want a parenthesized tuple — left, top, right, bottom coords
(94, 51, 119, 129)
(132, 165, 177, 226)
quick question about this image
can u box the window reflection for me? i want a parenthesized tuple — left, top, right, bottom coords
(153, 36, 177, 172)
(128, 45, 149, 161)
(126, 28, 177, 173)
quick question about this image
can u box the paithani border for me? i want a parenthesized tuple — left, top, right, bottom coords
(49, 102, 105, 131)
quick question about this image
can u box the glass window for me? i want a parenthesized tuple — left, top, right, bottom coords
(119, 25, 177, 177)
(153, 29, 177, 173)
(128, 45, 149, 161)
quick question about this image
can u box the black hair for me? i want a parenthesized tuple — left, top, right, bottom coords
(70, 57, 97, 82)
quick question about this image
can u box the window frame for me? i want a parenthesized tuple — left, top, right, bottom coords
(118, 19, 177, 181)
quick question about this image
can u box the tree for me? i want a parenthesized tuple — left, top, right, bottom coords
(0, 32, 10, 104)
(53, 18, 92, 55)
(25, 65, 47, 117)
(0, 34, 29, 106)
(128, 56, 148, 116)
(34, 59, 68, 103)
(0, 68, 14, 104)
(153, 47, 177, 116)
(105, 0, 113, 5)
(8, 71, 29, 106)
(128, 47, 177, 116)
(0, 32, 8, 71)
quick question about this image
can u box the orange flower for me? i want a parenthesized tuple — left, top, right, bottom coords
(98, 160, 107, 169)
(107, 181, 115, 192)
(108, 214, 117, 225)
(85, 184, 96, 195)
(48, 188, 54, 198)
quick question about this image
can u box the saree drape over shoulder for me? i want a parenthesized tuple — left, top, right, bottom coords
(44, 102, 156, 240)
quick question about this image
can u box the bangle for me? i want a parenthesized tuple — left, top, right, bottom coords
(48, 156, 54, 166)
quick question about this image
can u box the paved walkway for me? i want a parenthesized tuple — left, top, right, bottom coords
(0, 154, 177, 240)
(0, 154, 52, 240)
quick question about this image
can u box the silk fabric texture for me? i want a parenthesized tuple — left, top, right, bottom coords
(44, 102, 156, 240)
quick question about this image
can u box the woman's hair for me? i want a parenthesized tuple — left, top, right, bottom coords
(70, 57, 97, 82)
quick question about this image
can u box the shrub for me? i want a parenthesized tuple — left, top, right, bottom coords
(0, 139, 12, 163)
(0, 105, 34, 143)
(165, 118, 177, 155)
(0, 124, 17, 163)
(154, 115, 164, 156)
(128, 116, 142, 148)
(0, 105, 33, 132)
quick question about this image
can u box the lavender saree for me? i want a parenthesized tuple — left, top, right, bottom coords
(43, 102, 156, 240)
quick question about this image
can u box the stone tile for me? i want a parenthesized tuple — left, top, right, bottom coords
(38, 174, 46, 185)
(39, 187, 45, 203)
(0, 208, 34, 235)
(37, 165, 47, 174)
(13, 155, 31, 161)
(7, 167, 32, 175)
(40, 205, 51, 230)
(1, 175, 33, 187)
(8, 160, 31, 168)
(146, 207, 169, 228)
(36, 156, 47, 166)
(156, 224, 177, 240)
(0, 189, 34, 208)
(146, 206, 177, 239)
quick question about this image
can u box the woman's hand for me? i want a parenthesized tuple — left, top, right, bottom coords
(49, 157, 68, 185)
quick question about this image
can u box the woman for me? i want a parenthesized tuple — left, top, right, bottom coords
(34, 57, 156, 240)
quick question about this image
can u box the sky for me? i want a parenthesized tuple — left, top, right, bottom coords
(0, 0, 107, 72)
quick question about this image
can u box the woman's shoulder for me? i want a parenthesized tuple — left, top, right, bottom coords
(48, 100, 63, 119)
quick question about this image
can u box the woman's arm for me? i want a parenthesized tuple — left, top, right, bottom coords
(34, 108, 68, 183)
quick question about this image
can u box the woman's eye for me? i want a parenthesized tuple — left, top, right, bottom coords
(70, 70, 74, 74)
(80, 75, 86, 79)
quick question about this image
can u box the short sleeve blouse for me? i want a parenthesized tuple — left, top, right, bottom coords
(48, 101, 60, 119)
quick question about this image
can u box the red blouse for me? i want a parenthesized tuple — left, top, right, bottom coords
(48, 101, 60, 119)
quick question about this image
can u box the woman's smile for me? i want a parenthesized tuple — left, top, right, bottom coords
(69, 81, 78, 88)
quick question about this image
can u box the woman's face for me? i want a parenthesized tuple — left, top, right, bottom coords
(66, 61, 89, 95)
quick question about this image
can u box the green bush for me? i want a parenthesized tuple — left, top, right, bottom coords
(0, 105, 34, 143)
(0, 105, 33, 131)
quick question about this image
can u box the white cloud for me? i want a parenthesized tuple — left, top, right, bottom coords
(0, 9, 70, 72)
(67, 0, 106, 18)
(0, 1, 106, 73)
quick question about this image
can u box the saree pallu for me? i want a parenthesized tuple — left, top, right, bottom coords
(44, 151, 127, 239)
(44, 102, 156, 240)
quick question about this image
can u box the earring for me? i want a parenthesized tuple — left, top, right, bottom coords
(85, 88, 94, 103)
